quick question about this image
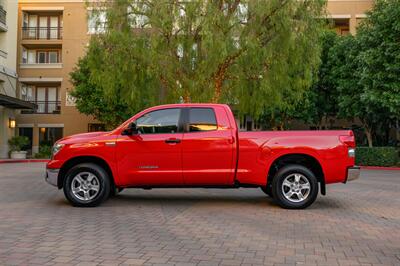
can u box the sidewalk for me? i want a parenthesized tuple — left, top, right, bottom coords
(0, 159, 50, 164)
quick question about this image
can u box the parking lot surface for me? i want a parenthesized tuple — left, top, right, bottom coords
(0, 163, 399, 266)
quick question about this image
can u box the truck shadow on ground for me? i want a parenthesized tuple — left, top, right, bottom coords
(104, 192, 343, 210)
(52, 190, 344, 210)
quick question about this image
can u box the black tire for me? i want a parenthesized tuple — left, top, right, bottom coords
(63, 163, 111, 207)
(260, 185, 273, 197)
(272, 164, 318, 209)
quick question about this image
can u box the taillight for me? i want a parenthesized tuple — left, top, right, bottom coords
(339, 135, 355, 148)
(340, 133, 356, 158)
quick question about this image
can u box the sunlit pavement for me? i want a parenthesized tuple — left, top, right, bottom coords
(0, 163, 399, 266)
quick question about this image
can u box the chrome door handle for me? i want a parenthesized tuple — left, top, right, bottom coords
(165, 138, 181, 144)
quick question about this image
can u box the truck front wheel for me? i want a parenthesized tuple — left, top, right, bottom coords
(272, 165, 318, 209)
(63, 163, 111, 207)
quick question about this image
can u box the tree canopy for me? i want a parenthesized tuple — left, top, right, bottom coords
(328, 0, 400, 147)
(289, 0, 400, 147)
(70, 0, 326, 127)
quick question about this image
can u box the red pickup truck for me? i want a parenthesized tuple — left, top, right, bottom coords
(46, 103, 359, 209)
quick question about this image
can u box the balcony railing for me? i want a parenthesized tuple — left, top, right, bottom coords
(22, 27, 63, 40)
(21, 101, 61, 114)
(0, 7, 6, 26)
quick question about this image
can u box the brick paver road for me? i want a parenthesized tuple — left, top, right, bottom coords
(0, 163, 399, 266)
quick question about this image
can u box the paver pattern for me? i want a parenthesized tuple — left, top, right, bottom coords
(0, 163, 399, 266)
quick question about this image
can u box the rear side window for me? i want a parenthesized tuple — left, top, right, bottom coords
(188, 108, 217, 132)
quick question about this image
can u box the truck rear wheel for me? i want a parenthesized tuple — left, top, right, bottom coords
(272, 164, 318, 209)
(63, 163, 110, 207)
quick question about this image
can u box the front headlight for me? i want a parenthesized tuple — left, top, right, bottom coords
(52, 143, 65, 157)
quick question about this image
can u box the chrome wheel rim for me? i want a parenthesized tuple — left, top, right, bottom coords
(71, 172, 100, 201)
(282, 173, 311, 203)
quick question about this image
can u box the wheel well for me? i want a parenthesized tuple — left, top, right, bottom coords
(267, 153, 326, 195)
(57, 156, 115, 189)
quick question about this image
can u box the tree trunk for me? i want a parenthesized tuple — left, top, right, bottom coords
(365, 129, 373, 147)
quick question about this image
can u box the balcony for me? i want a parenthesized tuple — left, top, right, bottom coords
(0, 6, 7, 32)
(21, 100, 61, 114)
(20, 63, 62, 69)
(22, 27, 63, 40)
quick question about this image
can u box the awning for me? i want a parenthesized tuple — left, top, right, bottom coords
(0, 94, 36, 109)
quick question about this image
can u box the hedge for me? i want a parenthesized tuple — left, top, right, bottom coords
(356, 147, 399, 167)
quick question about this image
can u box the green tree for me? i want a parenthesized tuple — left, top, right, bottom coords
(70, 57, 131, 129)
(299, 30, 339, 129)
(357, 0, 400, 117)
(330, 35, 384, 147)
(73, 0, 325, 124)
(330, 1, 400, 147)
(356, 0, 400, 145)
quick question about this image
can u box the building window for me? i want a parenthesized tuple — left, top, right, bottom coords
(36, 87, 60, 113)
(21, 49, 61, 64)
(49, 51, 58, 63)
(22, 48, 27, 63)
(22, 13, 62, 40)
(38, 51, 46, 63)
(39, 127, 63, 146)
(18, 128, 33, 154)
(128, 3, 150, 28)
(20, 86, 61, 114)
(20, 84, 34, 101)
(88, 10, 107, 34)
(88, 123, 106, 132)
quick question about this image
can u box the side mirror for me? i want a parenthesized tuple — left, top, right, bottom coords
(122, 122, 138, 136)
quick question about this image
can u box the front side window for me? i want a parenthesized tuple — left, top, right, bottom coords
(188, 108, 217, 132)
(136, 108, 181, 134)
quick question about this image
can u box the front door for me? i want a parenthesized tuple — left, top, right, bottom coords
(182, 107, 235, 185)
(116, 108, 184, 186)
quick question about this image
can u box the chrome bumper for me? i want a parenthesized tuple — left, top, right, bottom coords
(45, 168, 59, 187)
(346, 166, 360, 182)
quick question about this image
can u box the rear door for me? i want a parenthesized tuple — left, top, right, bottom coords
(181, 107, 235, 185)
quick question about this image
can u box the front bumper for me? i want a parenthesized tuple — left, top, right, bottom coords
(45, 168, 59, 187)
(346, 166, 360, 182)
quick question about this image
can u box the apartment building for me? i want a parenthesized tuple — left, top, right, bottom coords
(327, 0, 373, 35)
(13, 1, 374, 153)
(16, 0, 99, 155)
(0, 0, 36, 158)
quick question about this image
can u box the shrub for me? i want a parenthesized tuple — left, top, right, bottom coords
(8, 136, 29, 152)
(356, 147, 399, 167)
(34, 145, 52, 159)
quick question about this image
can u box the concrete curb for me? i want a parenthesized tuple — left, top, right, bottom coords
(360, 166, 400, 171)
(0, 159, 50, 164)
